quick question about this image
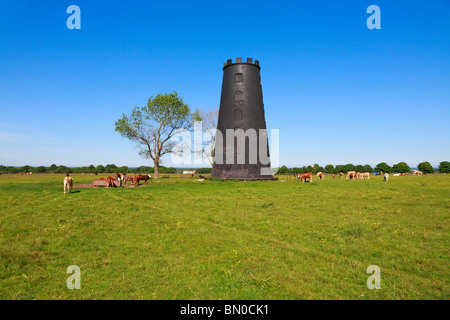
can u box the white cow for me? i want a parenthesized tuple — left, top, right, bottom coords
(64, 173, 73, 194)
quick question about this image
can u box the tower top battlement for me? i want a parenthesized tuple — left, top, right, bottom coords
(223, 57, 260, 69)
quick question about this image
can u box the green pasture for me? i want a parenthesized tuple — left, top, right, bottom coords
(0, 173, 448, 299)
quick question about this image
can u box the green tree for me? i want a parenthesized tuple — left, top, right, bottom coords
(375, 162, 392, 173)
(335, 165, 344, 173)
(324, 164, 335, 174)
(55, 165, 70, 173)
(35, 166, 46, 173)
(355, 165, 365, 173)
(438, 161, 450, 173)
(277, 165, 289, 175)
(117, 166, 129, 173)
(96, 165, 105, 173)
(392, 162, 410, 173)
(115, 92, 194, 179)
(104, 164, 117, 173)
(363, 164, 373, 173)
(311, 164, 323, 174)
(19, 165, 33, 173)
(344, 164, 356, 172)
(196, 167, 212, 174)
(49, 164, 57, 173)
(417, 161, 434, 174)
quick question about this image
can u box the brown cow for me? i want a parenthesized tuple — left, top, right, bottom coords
(346, 171, 356, 180)
(106, 176, 116, 188)
(316, 172, 324, 180)
(332, 174, 336, 179)
(134, 174, 152, 186)
(299, 172, 313, 183)
(339, 172, 344, 179)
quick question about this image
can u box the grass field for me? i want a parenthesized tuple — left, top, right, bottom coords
(0, 173, 448, 300)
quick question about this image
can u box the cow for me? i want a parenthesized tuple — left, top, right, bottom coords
(317, 172, 324, 180)
(134, 174, 152, 186)
(339, 172, 344, 179)
(383, 173, 389, 182)
(115, 173, 122, 187)
(106, 176, 116, 188)
(332, 174, 335, 179)
(123, 175, 135, 185)
(346, 171, 356, 180)
(299, 172, 313, 183)
(63, 173, 73, 194)
(413, 170, 423, 176)
(400, 173, 409, 176)
(360, 172, 370, 179)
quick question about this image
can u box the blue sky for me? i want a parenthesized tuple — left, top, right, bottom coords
(0, 0, 449, 168)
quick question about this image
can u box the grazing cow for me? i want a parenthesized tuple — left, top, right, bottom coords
(106, 176, 116, 188)
(123, 175, 135, 185)
(299, 172, 313, 183)
(383, 173, 389, 182)
(134, 174, 152, 186)
(115, 173, 122, 187)
(346, 171, 356, 180)
(339, 172, 344, 179)
(360, 172, 370, 179)
(332, 174, 335, 179)
(317, 172, 324, 180)
(63, 173, 73, 194)
(413, 170, 423, 176)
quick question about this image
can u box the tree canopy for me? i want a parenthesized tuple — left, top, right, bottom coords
(439, 161, 450, 173)
(375, 162, 392, 173)
(392, 162, 410, 173)
(418, 161, 434, 174)
(115, 92, 194, 178)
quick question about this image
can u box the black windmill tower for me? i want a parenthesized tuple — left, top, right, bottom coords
(212, 57, 273, 179)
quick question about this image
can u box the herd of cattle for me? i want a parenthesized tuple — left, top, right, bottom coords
(295, 170, 424, 183)
(99, 173, 152, 188)
(62, 169, 425, 193)
(63, 172, 151, 194)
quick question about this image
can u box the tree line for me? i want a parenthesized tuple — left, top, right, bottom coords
(276, 161, 450, 175)
(0, 164, 177, 174)
(1, 162, 448, 175)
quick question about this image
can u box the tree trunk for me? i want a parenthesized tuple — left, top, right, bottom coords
(154, 158, 159, 179)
